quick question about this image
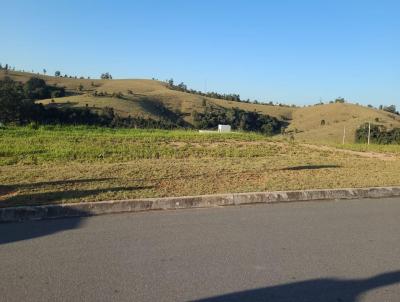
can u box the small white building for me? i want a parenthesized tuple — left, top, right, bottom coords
(218, 124, 231, 133)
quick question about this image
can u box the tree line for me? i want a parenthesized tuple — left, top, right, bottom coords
(355, 123, 400, 144)
(0, 76, 181, 129)
(166, 78, 295, 107)
(192, 106, 287, 135)
(167, 78, 241, 102)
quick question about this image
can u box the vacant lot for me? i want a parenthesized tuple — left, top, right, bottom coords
(1, 126, 400, 207)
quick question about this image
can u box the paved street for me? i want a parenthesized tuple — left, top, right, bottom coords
(1, 198, 400, 301)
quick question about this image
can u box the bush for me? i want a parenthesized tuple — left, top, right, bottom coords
(355, 123, 400, 144)
(24, 77, 50, 99)
(51, 90, 63, 98)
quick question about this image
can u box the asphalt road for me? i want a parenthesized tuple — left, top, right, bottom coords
(2, 198, 400, 302)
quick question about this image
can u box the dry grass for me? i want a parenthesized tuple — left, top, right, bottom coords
(287, 103, 400, 144)
(1, 127, 400, 208)
(39, 95, 156, 119)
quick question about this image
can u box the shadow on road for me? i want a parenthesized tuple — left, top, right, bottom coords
(194, 271, 400, 302)
(0, 207, 87, 245)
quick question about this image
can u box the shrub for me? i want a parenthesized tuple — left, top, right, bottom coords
(355, 123, 400, 144)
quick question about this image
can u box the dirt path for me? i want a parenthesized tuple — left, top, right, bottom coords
(301, 143, 397, 160)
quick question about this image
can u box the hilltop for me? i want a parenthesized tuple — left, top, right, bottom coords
(1, 69, 399, 143)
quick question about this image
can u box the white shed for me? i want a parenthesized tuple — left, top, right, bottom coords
(218, 124, 231, 133)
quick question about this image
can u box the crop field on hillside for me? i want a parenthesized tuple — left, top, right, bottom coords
(1, 126, 400, 208)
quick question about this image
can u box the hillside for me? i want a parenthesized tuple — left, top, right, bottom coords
(287, 103, 400, 144)
(0, 70, 293, 121)
(1, 70, 399, 143)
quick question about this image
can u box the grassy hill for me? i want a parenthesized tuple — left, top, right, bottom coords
(2, 69, 400, 143)
(287, 103, 400, 144)
(0, 70, 293, 121)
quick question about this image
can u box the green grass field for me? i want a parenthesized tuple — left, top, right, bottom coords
(1, 126, 400, 208)
(0, 126, 272, 165)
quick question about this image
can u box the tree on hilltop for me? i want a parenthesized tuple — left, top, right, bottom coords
(100, 72, 112, 80)
(334, 97, 345, 103)
(382, 105, 397, 114)
(177, 82, 187, 91)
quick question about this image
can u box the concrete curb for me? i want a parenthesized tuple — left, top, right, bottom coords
(2, 186, 400, 222)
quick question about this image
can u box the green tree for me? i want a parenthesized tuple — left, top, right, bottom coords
(383, 105, 397, 114)
(177, 82, 187, 91)
(0, 77, 36, 124)
(23, 77, 50, 99)
(100, 72, 112, 79)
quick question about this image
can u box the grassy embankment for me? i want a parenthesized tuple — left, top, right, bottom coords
(1, 126, 400, 208)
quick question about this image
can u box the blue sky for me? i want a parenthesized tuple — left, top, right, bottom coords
(0, 0, 399, 106)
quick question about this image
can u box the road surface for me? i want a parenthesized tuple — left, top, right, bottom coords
(1, 197, 400, 301)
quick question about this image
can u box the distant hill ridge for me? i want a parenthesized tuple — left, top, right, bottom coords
(1, 69, 400, 143)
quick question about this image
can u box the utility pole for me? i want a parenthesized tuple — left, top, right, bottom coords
(367, 122, 371, 145)
(342, 126, 346, 145)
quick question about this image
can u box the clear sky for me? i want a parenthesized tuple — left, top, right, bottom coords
(1, 0, 399, 106)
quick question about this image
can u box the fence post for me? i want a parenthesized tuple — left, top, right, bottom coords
(367, 122, 371, 145)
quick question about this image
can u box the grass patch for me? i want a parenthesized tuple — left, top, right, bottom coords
(332, 143, 400, 154)
(1, 126, 400, 207)
(0, 126, 270, 165)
